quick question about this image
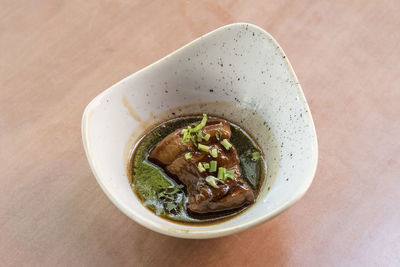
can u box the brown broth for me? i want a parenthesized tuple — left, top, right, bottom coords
(129, 115, 266, 225)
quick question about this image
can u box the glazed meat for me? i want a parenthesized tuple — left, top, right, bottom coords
(150, 119, 231, 165)
(149, 118, 255, 213)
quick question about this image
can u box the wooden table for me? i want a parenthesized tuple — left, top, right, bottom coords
(1, 1, 399, 266)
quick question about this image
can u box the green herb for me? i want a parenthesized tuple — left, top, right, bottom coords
(220, 139, 232, 150)
(181, 129, 192, 143)
(203, 163, 210, 169)
(133, 161, 171, 203)
(191, 114, 208, 133)
(210, 148, 218, 158)
(165, 202, 176, 212)
(206, 176, 220, 188)
(209, 161, 217, 172)
(181, 126, 192, 144)
(162, 184, 184, 195)
(225, 169, 235, 180)
(157, 185, 185, 213)
(197, 131, 203, 142)
(203, 133, 210, 141)
(181, 135, 191, 144)
(185, 152, 192, 160)
(198, 143, 210, 152)
(215, 132, 220, 140)
(217, 167, 226, 180)
(251, 151, 260, 161)
(198, 162, 206, 172)
(181, 114, 208, 144)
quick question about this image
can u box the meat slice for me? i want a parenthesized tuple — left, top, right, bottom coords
(167, 151, 254, 213)
(149, 118, 255, 213)
(190, 177, 254, 213)
(149, 119, 231, 165)
(148, 128, 194, 165)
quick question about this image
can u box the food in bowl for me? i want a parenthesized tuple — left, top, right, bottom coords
(129, 113, 266, 224)
(82, 23, 318, 238)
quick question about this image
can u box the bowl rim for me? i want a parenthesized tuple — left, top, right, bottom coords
(81, 22, 318, 239)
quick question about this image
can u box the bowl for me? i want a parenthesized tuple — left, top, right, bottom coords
(81, 23, 318, 239)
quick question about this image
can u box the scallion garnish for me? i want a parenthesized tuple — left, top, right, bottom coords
(185, 152, 192, 160)
(206, 176, 220, 188)
(225, 169, 235, 180)
(210, 148, 218, 158)
(181, 126, 192, 144)
(203, 163, 210, 169)
(220, 139, 232, 150)
(209, 161, 217, 172)
(203, 133, 210, 141)
(217, 167, 226, 180)
(181, 114, 209, 144)
(197, 131, 203, 142)
(252, 151, 260, 161)
(198, 162, 206, 172)
(190, 135, 197, 145)
(182, 134, 191, 144)
(191, 114, 207, 133)
(198, 143, 209, 152)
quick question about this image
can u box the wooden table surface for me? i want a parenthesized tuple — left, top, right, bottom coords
(1, 1, 399, 266)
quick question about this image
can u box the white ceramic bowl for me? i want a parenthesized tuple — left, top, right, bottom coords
(82, 23, 318, 239)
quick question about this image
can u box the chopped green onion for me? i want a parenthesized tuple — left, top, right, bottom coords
(198, 143, 209, 152)
(210, 148, 218, 158)
(217, 167, 226, 180)
(252, 151, 260, 161)
(220, 139, 232, 150)
(181, 127, 192, 144)
(225, 169, 235, 180)
(190, 135, 198, 145)
(191, 114, 208, 132)
(206, 176, 220, 188)
(198, 162, 206, 172)
(215, 132, 220, 140)
(185, 152, 192, 160)
(182, 133, 191, 144)
(181, 126, 194, 144)
(197, 131, 203, 142)
(203, 163, 210, 169)
(209, 161, 217, 172)
(203, 133, 210, 141)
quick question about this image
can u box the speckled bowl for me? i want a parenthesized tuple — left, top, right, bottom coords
(82, 23, 318, 239)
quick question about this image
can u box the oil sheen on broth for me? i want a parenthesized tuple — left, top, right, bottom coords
(129, 115, 266, 224)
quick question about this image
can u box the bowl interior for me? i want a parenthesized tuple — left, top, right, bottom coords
(82, 23, 317, 238)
